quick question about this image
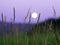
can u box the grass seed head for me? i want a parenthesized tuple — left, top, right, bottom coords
(1, 13, 3, 22)
(13, 7, 15, 22)
(52, 6, 56, 17)
(24, 8, 30, 21)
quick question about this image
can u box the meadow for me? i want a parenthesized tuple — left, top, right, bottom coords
(0, 7, 60, 45)
(0, 29, 60, 45)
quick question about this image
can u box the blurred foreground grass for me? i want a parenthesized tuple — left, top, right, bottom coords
(0, 31, 60, 45)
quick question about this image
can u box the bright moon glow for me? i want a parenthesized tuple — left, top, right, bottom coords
(31, 12, 38, 19)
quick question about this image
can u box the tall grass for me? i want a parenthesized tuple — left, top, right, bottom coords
(1, 13, 5, 45)
(52, 6, 60, 44)
(0, 7, 60, 45)
(34, 13, 40, 45)
(52, 6, 56, 16)
(1, 13, 8, 45)
(24, 8, 31, 45)
(24, 8, 30, 21)
(13, 7, 15, 22)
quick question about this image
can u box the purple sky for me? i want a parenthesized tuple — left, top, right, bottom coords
(0, 0, 60, 23)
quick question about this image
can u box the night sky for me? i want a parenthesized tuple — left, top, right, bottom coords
(0, 0, 60, 23)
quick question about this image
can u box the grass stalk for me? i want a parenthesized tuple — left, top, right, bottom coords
(15, 26, 19, 45)
(37, 13, 41, 34)
(24, 8, 30, 21)
(24, 8, 31, 45)
(36, 13, 40, 45)
(4, 16, 8, 45)
(52, 6, 56, 16)
(1, 13, 5, 45)
(13, 7, 19, 45)
(13, 7, 15, 22)
(27, 9, 31, 45)
(52, 6, 60, 44)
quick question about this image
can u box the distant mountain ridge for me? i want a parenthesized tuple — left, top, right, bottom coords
(0, 18, 60, 35)
(32, 18, 60, 32)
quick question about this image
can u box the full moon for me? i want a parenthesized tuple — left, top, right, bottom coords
(31, 12, 38, 19)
